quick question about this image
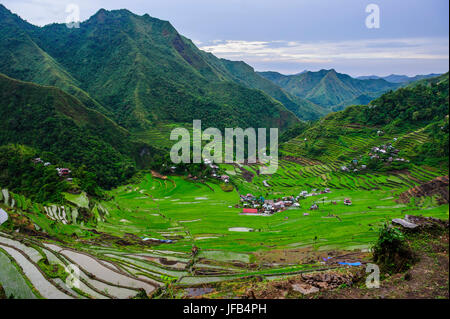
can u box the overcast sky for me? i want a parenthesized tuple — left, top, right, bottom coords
(1, 0, 448, 76)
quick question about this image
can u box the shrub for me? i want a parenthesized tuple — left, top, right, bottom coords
(372, 222, 414, 273)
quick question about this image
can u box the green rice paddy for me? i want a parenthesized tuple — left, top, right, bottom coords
(99, 166, 448, 254)
(1, 123, 448, 298)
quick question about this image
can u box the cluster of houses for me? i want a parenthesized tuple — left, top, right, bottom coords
(204, 158, 230, 183)
(240, 194, 297, 214)
(369, 142, 409, 164)
(32, 157, 72, 180)
(239, 188, 333, 215)
(32, 157, 52, 167)
(341, 139, 409, 173)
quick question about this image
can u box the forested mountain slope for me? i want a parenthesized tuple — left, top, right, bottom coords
(259, 69, 400, 111)
(0, 73, 140, 193)
(0, 5, 303, 131)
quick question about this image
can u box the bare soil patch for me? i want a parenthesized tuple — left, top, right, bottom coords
(398, 176, 449, 204)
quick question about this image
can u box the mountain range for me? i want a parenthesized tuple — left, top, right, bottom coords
(281, 72, 449, 168)
(258, 69, 400, 111)
(0, 3, 446, 193)
(357, 73, 442, 83)
(0, 4, 304, 133)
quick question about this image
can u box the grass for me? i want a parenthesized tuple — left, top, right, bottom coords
(64, 192, 89, 209)
(99, 173, 448, 254)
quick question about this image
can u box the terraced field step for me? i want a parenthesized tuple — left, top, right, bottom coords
(0, 233, 164, 299)
(0, 237, 74, 299)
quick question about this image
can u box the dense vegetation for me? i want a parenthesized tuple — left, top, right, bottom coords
(0, 145, 68, 203)
(365, 73, 449, 165)
(365, 73, 449, 129)
(372, 223, 414, 273)
(0, 73, 139, 200)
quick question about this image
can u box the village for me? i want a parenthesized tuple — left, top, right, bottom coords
(340, 137, 409, 173)
(204, 158, 230, 183)
(237, 188, 352, 216)
(202, 158, 355, 216)
(30, 154, 360, 220)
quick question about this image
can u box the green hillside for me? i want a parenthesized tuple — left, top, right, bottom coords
(406, 72, 449, 88)
(259, 69, 400, 111)
(0, 73, 141, 195)
(202, 57, 327, 120)
(0, 6, 111, 116)
(280, 73, 449, 170)
(0, 5, 301, 133)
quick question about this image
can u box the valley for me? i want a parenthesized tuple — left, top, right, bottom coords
(0, 4, 448, 300)
(1, 122, 448, 298)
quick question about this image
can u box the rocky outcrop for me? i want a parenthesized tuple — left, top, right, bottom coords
(301, 272, 354, 290)
(392, 218, 419, 229)
(392, 215, 449, 231)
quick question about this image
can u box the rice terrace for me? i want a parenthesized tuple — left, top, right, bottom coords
(0, 1, 449, 302)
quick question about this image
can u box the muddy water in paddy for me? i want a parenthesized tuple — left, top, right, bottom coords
(0, 245, 72, 299)
(60, 249, 157, 294)
(228, 227, 253, 232)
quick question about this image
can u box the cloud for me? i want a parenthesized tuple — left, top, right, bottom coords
(200, 37, 449, 66)
(3, 0, 447, 75)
